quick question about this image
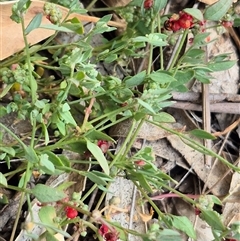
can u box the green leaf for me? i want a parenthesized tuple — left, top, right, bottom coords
(135, 173, 152, 193)
(0, 193, 8, 204)
(41, 123, 49, 145)
(208, 195, 222, 206)
(183, 8, 203, 21)
(86, 140, 109, 175)
(234, 18, 240, 27)
(154, 0, 168, 12)
(0, 84, 13, 98)
(137, 98, 156, 114)
(44, 151, 65, 167)
(62, 17, 84, 34)
(24, 146, 39, 163)
(39, 154, 55, 175)
(125, 71, 146, 88)
(25, 13, 42, 35)
(207, 60, 236, 71)
(170, 215, 196, 239)
(170, 70, 195, 89)
(193, 32, 210, 46)
(204, 0, 232, 21)
(0, 172, 7, 187)
(59, 110, 77, 126)
(40, 24, 75, 32)
(85, 130, 115, 143)
(16, 0, 31, 11)
(153, 112, 175, 123)
(190, 129, 216, 140)
(57, 181, 76, 191)
(132, 33, 168, 47)
(200, 210, 226, 231)
(31, 184, 66, 202)
(39, 206, 58, 234)
(105, 54, 118, 63)
(195, 70, 211, 84)
(149, 71, 177, 84)
(0, 146, 15, 156)
(83, 172, 108, 186)
(157, 229, 182, 241)
(185, 49, 205, 58)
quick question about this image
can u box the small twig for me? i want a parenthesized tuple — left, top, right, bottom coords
(172, 91, 240, 103)
(171, 101, 240, 114)
(202, 44, 212, 167)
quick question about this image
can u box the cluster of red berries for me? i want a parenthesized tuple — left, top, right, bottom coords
(65, 206, 78, 219)
(164, 11, 195, 32)
(99, 224, 119, 241)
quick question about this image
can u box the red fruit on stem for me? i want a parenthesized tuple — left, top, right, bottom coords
(171, 21, 181, 32)
(99, 224, 109, 236)
(97, 140, 110, 153)
(178, 18, 192, 29)
(65, 207, 78, 219)
(104, 232, 119, 241)
(144, 0, 153, 9)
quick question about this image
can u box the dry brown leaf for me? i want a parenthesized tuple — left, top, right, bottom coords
(0, 0, 125, 60)
(138, 207, 154, 223)
(222, 161, 240, 226)
(167, 132, 231, 196)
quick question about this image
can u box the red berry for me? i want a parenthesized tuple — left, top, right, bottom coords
(144, 0, 153, 9)
(65, 207, 78, 219)
(178, 18, 192, 29)
(180, 12, 193, 21)
(171, 21, 181, 32)
(104, 232, 119, 241)
(99, 224, 109, 236)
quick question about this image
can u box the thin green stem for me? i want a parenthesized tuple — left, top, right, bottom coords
(109, 118, 137, 168)
(89, 104, 134, 125)
(157, 14, 164, 70)
(9, 162, 31, 241)
(121, 117, 145, 159)
(20, 16, 37, 104)
(94, 182, 111, 211)
(96, 116, 130, 132)
(147, 21, 156, 75)
(81, 183, 97, 202)
(167, 29, 189, 71)
(86, 0, 98, 10)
